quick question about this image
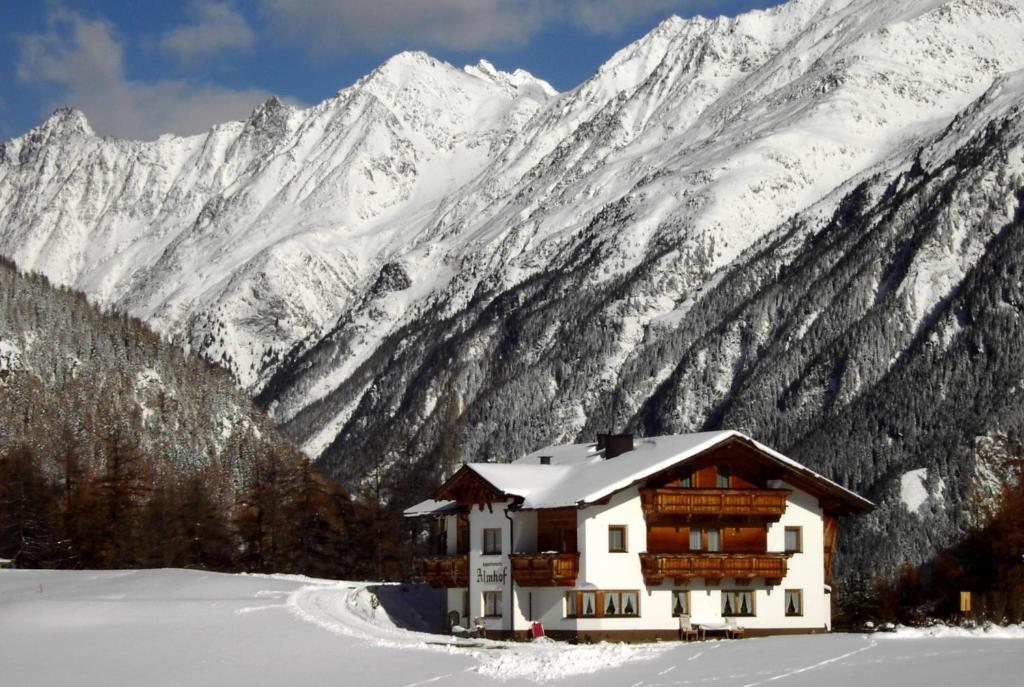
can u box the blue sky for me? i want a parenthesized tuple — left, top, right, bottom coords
(0, 1, 781, 141)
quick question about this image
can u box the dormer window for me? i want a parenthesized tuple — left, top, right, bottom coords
(716, 466, 731, 488)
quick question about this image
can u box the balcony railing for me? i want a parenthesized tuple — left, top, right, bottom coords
(640, 488, 789, 523)
(510, 552, 580, 587)
(640, 552, 789, 584)
(419, 554, 469, 588)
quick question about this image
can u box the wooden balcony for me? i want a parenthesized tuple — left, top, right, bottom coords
(510, 552, 580, 587)
(640, 488, 789, 523)
(419, 554, 469, 588)
(640, 552, 789, 585)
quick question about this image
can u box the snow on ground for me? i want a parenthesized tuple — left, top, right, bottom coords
(900, 468, 930, 512)
(890, 623, 1024, 639)
(1, 569, 1022, 687)
(899, 467, 946, 514)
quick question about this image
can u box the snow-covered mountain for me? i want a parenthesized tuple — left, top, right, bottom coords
(3, 0, 1024, 574)
(0, 53, 555, 388)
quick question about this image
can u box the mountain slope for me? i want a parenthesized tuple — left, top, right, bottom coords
(0, 55, 554, 389)
(0, 255, 290, 479)
(3, 0, 1024, 577)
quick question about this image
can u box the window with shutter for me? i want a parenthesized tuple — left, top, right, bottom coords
(582, 592, 596, 616)
(722, 590, 755, 616)
(565, 591, 577, 617)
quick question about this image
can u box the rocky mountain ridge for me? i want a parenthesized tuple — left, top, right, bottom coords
(3, 0, 1024, 576)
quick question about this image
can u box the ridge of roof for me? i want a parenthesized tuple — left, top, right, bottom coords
(404, 431, 874, 516)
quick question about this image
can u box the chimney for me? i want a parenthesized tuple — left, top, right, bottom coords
(598, 433, 634, 459)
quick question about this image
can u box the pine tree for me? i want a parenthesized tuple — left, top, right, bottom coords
(284, 460, 351, 577)
(0, 445, 57, 567)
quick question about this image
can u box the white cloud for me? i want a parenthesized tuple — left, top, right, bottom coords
(568, 1, 687, 35)
(17, 9, 287, 141)
(261, 0, 546, 53)
(259, 0, 703, 54)
(161, 1, 256, 64)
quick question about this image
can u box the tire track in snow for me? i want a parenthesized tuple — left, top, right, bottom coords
(739, 640, 876, 687)
(287, 582, 669, 682)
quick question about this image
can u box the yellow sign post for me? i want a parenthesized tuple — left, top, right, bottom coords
(959, 591, 971, 613)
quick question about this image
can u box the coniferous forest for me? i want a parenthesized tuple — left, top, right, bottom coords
(3, 234, 1024, 626)
(0, 256, 413, 579)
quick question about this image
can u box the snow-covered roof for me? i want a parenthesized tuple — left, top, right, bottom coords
(404, 499, 459, 517)
(405, 431, 873, 515)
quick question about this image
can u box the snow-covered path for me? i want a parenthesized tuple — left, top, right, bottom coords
(1, 569, 1021, 687)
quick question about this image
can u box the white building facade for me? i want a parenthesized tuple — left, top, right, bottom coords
(406, 431, 872, 640)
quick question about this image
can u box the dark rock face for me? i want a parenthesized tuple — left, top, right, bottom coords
(369, 262, 412, 299)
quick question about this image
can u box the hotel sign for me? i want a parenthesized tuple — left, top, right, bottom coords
(476, 567, 507, 585)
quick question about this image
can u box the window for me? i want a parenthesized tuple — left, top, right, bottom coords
(679, 467, 693, 488)
(457, 517, 469, 553)
(483, 591, 502, 617)
(716, 466, 731, 488)
(722, 590, 755, 616)
(565, 591, 577, 617)
(672, 590, 690, 617)
(554, 525, 568, 553)
(708, 528, 722, 552)
(483, 528, 502, 555)
(785, 589, 803, 616)
(689, 527, 703, 551)
(570, 590, 638, 617)
(621, 591, 639, 616)
(603, 591, 639, 617)
(581, 591, 597, 617)
(608, 525, 627, 553)
(784, 527, 802, 553)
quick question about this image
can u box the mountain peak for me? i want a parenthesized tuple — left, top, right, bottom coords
(243, 96, 293, 140)
(40, 108, 94, 137)
(463, 59, 558, 97)
(357, 50, 455, 93)
(378, 50, 445, 74)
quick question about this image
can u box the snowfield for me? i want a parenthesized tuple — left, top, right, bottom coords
(1, 570, 1021, 686)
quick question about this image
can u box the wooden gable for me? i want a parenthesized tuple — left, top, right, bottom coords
(433, 465, 512, 508)
(646, 439, 780, 490)
(644, 436, 872, 516)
